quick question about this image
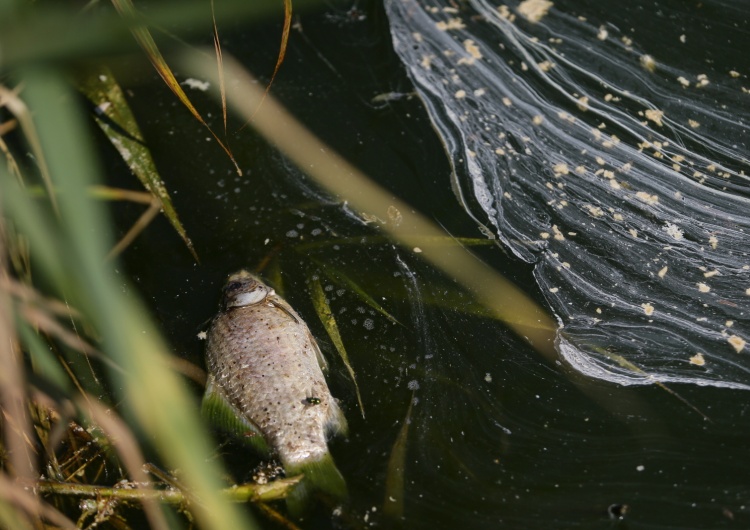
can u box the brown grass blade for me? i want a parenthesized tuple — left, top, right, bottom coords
(211, 0, 227, 135)
(239, 0, 292, 130)
(110, 0, 241, 176)
(0, 219, 35, 483)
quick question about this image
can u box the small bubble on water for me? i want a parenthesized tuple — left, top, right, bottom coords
(407, 380, 420, 390)
(363, 318, 374, 330)
(286, 230, 299, 238)
(311, 228, 322, 236)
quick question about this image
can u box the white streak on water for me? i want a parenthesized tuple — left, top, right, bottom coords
(386, 0, 750, 389)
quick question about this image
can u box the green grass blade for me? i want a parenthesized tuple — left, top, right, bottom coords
(74, 65, 199, 261)
(0, 85, 58, 214)
(310, 275, 365, 418)
(383, 396, 414, 521)
(17, 319, 71, 391)
(314, 261, 400, 326)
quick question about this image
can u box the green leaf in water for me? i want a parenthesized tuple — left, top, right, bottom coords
(383, 395, 414, 521)
(73, 65, 198, 261)
(313, 260, 400, 326)
(310, 275, 365, 418)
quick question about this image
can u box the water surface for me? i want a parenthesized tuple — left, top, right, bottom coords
(113, 1, 750, 527)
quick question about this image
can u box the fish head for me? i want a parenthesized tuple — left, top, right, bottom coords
(221, 270, 274, 309)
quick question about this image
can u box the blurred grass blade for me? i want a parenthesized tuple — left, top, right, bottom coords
(0, 85, 58, 214)
(0, 473, 76, 530)
(383, 395, 413, 521)
(0, 497, 34, 530)
(110, 0, 242, 176)
(74, 65, 199, 261)
(17, 320, 70, 392)
(315, 262, 400, 325)
(0, 219, 35, 484)
(310, 275, 365, 418)
(5, 65, 257, 530)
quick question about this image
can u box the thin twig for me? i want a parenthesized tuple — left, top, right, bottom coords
(106, 197, 161, 260)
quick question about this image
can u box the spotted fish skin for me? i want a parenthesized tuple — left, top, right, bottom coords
(203, 270, 347, 504)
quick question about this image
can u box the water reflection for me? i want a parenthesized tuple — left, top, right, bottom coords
(385, 0, 750, 389)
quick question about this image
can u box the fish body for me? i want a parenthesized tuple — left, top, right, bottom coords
(202, 270, 347, 508)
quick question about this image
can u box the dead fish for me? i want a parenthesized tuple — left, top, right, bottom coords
(202, 270, 347, 511)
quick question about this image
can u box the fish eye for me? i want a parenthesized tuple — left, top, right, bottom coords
(226, 284, 269, 308)
(225, 281, 244, 292)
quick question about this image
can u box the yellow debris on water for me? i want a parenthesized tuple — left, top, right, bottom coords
(728, 335, 746, 353)
(517, 0, 553, 23)
(689, 353, 705, 366)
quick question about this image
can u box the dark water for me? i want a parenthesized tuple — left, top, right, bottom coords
(112, 0, 750, 528)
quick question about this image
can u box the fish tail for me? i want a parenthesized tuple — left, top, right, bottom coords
(284, 452, 347, 515)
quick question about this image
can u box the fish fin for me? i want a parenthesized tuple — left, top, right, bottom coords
(202, 376, 270, 456)
(308, 328, 329, 372)
(284, 452, 347, 516)
(326, 399, 348, 438)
